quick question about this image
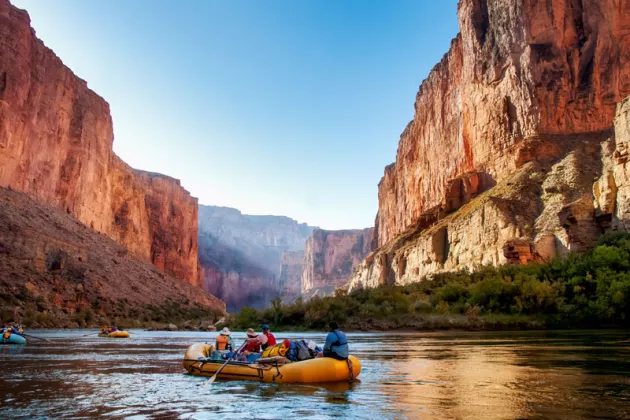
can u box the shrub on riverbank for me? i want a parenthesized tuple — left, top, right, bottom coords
(228, 232, 630, 331)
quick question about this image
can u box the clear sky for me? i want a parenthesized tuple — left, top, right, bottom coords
(12, 0, 460, 230)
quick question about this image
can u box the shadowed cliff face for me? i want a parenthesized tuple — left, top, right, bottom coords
(350, 0, 630, 291)
(278, 250, 304, 303)
(198, 205, 316, 311)
(0, 0, 200, 285)
(0, 187, 225, 326)
(301, 228, 374, 299)
(377, 0, 630, 247)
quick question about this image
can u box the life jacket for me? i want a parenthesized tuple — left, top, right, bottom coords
(261, 340, 289, 358)
(3, 331, 10, 340)
(243, 339, 261, 353)
(216, 334, 230, 350)
(264, 332, 277, 347)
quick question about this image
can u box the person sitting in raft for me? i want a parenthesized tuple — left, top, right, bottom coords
(10, 325, 24, 335)
(242, 328, 267, 353)
(215, 327, 234, 351)
(261, 324, 276, 350)
(323, 322, 349, 360)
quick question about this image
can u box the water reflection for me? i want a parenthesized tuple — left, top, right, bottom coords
(0, 330, 629, 418)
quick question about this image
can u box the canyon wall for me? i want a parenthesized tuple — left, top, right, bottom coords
(350, 0, 630, 291)
(377, 0, 630, 247)
(198, 205, 316, 310)
(301, 228, 374, 298)
(278, 250, 304, 303)
(0, 0, 199, 285)
(0, 186, 224, 327)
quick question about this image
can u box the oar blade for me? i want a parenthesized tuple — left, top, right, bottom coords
(203, 375, 217, 387)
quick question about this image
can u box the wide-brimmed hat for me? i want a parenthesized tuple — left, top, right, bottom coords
(246, 328, 257, 337)
(220, 327, 231, 336)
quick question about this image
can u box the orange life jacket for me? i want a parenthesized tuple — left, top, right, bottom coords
(216, 334, 230, 350)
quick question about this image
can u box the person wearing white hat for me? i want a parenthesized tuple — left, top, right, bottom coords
(243, 328, 268, 353)
(215, 327, 235, 351)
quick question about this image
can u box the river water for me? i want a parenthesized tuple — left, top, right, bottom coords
(0, 330, 629, 419)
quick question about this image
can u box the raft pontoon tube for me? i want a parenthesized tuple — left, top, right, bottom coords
(183, 343, 361, 383)
(98, 331, 130, 338)
(1, 334, 27, 344)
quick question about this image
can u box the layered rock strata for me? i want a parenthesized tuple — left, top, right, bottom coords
(0, 0, 199, 285)
(302, 228, 374, 298)
(278, 250, 304, 303)
(198, 205, 316, 310)
(377, 0, 630, 247)
(350, 0, 630, 290)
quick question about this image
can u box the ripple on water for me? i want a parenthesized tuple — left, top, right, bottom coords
(1, 330, 630, 419)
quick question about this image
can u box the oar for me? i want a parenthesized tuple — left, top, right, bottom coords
(82, 331, 101, 337)
(21, 333, 50, 342)
(203, 341, 248, 387)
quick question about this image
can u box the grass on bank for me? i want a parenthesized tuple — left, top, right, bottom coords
(227, 232, 630, 331)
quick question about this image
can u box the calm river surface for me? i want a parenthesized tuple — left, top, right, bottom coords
(0, 330, 629, 419)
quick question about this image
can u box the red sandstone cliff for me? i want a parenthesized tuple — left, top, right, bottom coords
(377, 0, 630, 247)
(302, 228, 373, 298)
(350, 0, 630, 290)
(0, 0, 199, 285)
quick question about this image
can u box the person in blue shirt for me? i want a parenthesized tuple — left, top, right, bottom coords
(323, 322, 349, 360)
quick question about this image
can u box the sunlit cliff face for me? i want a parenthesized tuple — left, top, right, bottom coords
(351, 0, 630, 292)
(0, 0, 200, 286)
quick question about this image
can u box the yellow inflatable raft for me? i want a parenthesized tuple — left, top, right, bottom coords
(98, 331, 130, 338)
(183, 343, 360, 383)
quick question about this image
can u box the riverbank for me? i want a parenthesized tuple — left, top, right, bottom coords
(227, 232, 630, 333)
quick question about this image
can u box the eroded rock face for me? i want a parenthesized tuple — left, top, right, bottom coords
(350, 102, 630, 291)
(377, 0, 630, 247)
(0, 0, 199, 285)
(350, 0, 630, 292)
(0, 186, 224, 327)
(302, 228, 374, 298)
(278, 250, 304, 303)
(596, 97, 630, 232)
(198, 205, 316, 310)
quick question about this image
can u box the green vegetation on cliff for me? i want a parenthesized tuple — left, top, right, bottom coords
(229, 233, 630, 331)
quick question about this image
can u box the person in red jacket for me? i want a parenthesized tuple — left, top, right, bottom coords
(261, 324, 276, 350)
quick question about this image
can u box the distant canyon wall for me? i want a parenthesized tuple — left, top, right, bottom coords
(350, 0, 630, 291)
(278, 250, 304, 303)
(198, 205, 316, 310)
(0, 0, 200, 285)
(301, 228, 374, 298)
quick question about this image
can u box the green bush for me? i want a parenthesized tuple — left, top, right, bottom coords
(226, 232, 630, 331)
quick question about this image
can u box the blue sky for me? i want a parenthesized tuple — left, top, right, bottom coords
(12, 0, 460, 230)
